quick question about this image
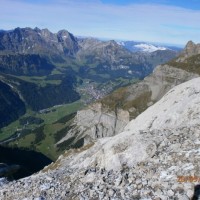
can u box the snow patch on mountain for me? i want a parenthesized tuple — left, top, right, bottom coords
(117, 41, 173, 52)
(134, 43, 167, 52)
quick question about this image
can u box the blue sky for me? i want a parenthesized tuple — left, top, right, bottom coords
(1, 0, 200, 45)
(102, 0, 200, 10)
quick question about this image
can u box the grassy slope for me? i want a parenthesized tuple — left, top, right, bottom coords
(100, 85, 152, 119)
(167, 54, 200, 75)
(1, 101, 83, 160)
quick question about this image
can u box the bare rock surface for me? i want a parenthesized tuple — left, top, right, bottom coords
(57, 103, 130, 146)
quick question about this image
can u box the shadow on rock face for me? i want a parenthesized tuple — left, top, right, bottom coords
(191, 185, 200, 200)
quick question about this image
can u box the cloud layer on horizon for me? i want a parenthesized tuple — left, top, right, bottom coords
(1, 0, 200, 45)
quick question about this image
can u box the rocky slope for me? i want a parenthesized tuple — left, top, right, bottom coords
(55, 41, 198, 147)
(1, 77, 200, 199)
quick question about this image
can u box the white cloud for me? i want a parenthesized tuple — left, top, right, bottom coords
(1, 0, 200, 45)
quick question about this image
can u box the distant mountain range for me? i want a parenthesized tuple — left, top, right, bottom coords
(0, 28, 179, 77)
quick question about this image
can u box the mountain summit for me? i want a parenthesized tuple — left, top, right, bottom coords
(180, 40, 200, 59)
(0, 27, 79, 56)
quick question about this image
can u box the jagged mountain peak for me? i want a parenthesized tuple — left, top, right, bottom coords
(106, 39, 118, 45)
(184, 40, 198, 53)
(56, 29, 79, 55)
(181, 40, 200, 58)
(33, 27, 41, 32)
(40, 28, 53, 37)
(186, 40, 195, 47)
(57, 29, 77, 43)
(57, 29, 72, 38)
(0, 27, 79, 56)
(57, 29, 70, 35)
(33, 27, 52, 36)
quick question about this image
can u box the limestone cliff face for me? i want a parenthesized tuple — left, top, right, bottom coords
(56, 103, 129, 146)
(2, 77, 200, 200)
(141, 64, 198, 102)
(76, 104, 129, 142)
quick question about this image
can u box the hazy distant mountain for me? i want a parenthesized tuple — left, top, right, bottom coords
(0, 28, 178, 79)
(0, 27, 179, 79)
(77, 37, 178, 80)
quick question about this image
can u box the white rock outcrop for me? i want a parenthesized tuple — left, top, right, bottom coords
(56, 103, 130, 145)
